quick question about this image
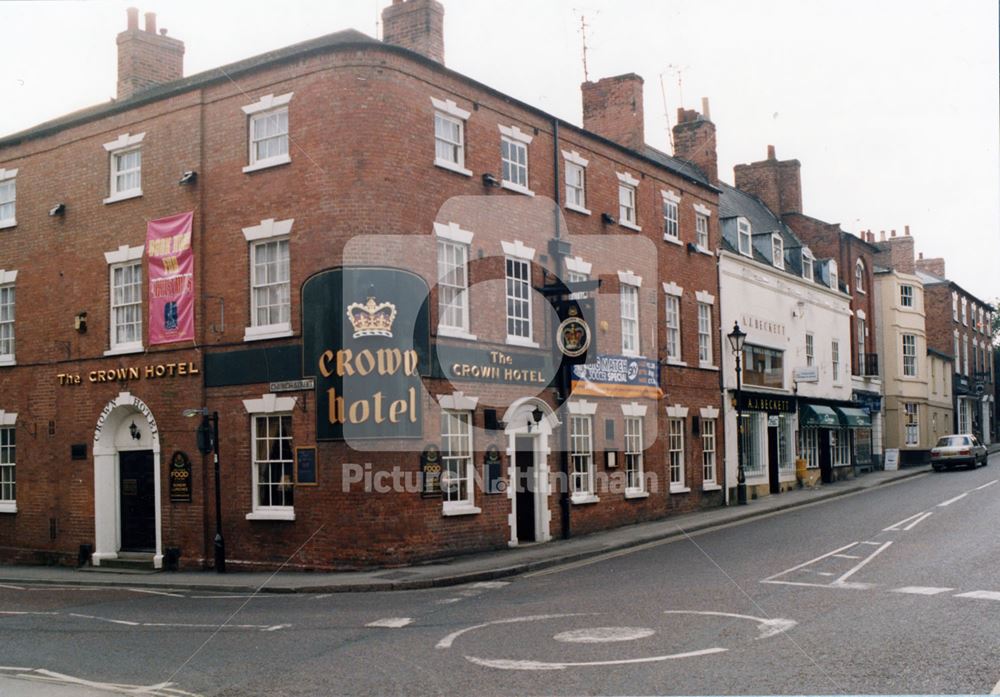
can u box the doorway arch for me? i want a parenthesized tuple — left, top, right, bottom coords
(502, 397, 558, 546)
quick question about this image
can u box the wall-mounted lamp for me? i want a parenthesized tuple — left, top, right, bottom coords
(601, 213, 616, 225)
(129, 420, 141, 441)
(49, 203, 66, 217)
(526, 406, 544, 432)
(686, 242, 699, 254)
(179, 170, 197, 185)
(74, 312, 87, 333)
(481, 173, 501, 188)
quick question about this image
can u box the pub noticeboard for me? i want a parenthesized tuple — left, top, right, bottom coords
(295, 447, 318, 486)
(169, 451, 192, 503)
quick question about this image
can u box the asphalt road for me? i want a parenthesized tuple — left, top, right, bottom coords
(2, 457, 999, 696)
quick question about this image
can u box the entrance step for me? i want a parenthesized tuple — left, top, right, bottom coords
(85, 553, 158, 573)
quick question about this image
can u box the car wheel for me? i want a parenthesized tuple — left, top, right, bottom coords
(932, 464, 943, 472)
(969, 459, 978, 470)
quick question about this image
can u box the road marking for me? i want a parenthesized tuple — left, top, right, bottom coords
(553, 626, 655, 643)
(436, 598, 461, 604)
(892, 586, 954, 595)
(468, 581, 510, 589)
(975, 479, 998, 491)
(861, 541, 883, 546)
(464, 646, 728, 671)
(314, 593, 332, 599)
(883, 511, 929, 531)
(436, 613, 593, 649)
(0, 667, 201, 697)
(125, 587, 184, 597)
(832, 554, 861, 559)
(815, 572, 835, 577)
(366, 617, 413, 628)
(954, 590, 1000, 601)
(761, 542, 860, 583)
(662, 610, 797, 640)
(991, 673, 1000, 695)
(833, 541, 892, 585)
(0, 583, 25, 590)
(0, 611, 59, 616)
(938, 492, 968, 507)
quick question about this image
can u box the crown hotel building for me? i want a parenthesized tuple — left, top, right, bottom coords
(0, 2, 726, 570)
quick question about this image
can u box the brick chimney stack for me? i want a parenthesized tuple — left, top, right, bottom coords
(915, 252, 946, 279)
(581, 73, 645, 151)
(117, 8, 184, 100)
(381, 0, 445, 64)
(873, 224, 916, 274)
(733, 146, 803, 216)
(671, 98, 718, 184)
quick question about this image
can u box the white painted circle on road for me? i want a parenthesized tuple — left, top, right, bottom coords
(553, 626, 655, 643)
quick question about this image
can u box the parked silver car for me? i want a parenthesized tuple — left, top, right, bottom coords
(930, 434, 988, 471)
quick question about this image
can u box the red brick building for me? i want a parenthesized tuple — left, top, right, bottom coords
(0, 1, 724, 571)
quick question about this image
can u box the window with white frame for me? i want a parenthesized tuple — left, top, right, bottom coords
(0, 272, 15, 364)
(253, 414, 294, 511)
(741, 412, 763, 475)
(432, 97, 470, 175)
(961, 297, 968, 326)
(438, 239, 470, 334)
(665, 294, 681, 361)
(242, 93, 293, 172)
(805, 333, 814, 367)
(696, 212, 709, 248)
(624, 416, 644, 493)
(251, 239, 290, 329)
(831, 428, 851, 465)
(856, 260, 866, 293)
(620, 283, 639, 355)
(904, 402, 919, 446)
(963, 335, 969, 375)
(832, 340, 840, 382)
(506, 256, 532, 341)
(499, 125, 532, 193)
(0, 424, 13, 508)
(565, 256, 592, 301)
(952, 292, 959, 321)
(662, 191, 679, 241)
(105, 244, 144, 354)
(857, 316, 866, 369)
(958, 399, 970, 434)
(669, 418, 685, 488)
(771, 234, 784, 269)
(441, 409, 475, 510)
(802, 250, 814, 281)
(799, 427, 819, 469)
(953, 330, 960, 367)
(777, 414, 793, 471)
(900, 284, 914, 308)
(570, 415, 595, 498)
(702, 418, 716, 484)
(829, 260, 839, 291)
(102, 133, 145, 203)
(0, 169, 16, 227)
(902, 333, 917, 377)
(738, 218, 752, 256)
(563, 150, 589, 213)
(698, 302, 712, 364)
(618, 182, 637, 228)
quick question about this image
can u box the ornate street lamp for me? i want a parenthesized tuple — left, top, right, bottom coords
(183, 408, 225, 572)
(727, 322, 748, 506)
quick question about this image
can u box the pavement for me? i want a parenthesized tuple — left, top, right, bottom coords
(0, 462, 949, 595)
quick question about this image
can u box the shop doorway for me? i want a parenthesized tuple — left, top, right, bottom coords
(119, 450, 156, 552)
(514, 436, 536, 543)
(819, 429, 833, 483)
(767, 425, 780, 494)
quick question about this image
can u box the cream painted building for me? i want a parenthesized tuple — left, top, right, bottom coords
(926, 349, 955, 446)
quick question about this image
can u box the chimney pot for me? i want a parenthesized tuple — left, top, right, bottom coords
(891, 229, 897, 237)
(905, 224, 910, 236)
(919, 252, 923, 259)
(767, 144, 776, 160)
(144, 11, 156, 33)
(117, 10, 184, 99)
(126, 7, 139, 30)
(701, 97, 711, 121)
(880, 231, 886, 241)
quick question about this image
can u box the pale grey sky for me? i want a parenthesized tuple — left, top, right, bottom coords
(2, 0, 997, 301)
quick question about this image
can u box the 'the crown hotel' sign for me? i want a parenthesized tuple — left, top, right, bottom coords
(302, 267, 430, 441)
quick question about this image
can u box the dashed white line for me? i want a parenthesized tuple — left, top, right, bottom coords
(366, 617, 413, 628)
(954, 590, 1000, 601)
(975, 479, 998, 491)
(125, 587, 184, 597)
(832, 554, 861, 559)
(900, 511, 934, 530)
(892, 586, 954, 596)
(761, 542, 860, 583)
(883, 511, 931, 531)
(0, 583, 25, 590)
(833, 541, 892, 585)
(467, 581, 510, 589)
(938, 492, 969, 507)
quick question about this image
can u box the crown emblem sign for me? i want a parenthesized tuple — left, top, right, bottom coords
(346, 292, 397, 339)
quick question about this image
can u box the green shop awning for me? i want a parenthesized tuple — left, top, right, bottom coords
(800, 404, 839, 427)
(835, 407, 872, 428)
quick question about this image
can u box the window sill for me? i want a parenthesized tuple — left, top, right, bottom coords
(501, 181, 535, 197)
(620, 220, 642, 233)
(103, 190, 142, 205)
(243, 154, 291, 174)
(244, 324, 293, 342)
(695, 245, 714, 256)
(104, 344, 144, 357)
(624, 490, 649, 500)
(702, 483, 722, 492)
(670, 485, 692, 494)
(506, 335, 539, 349)
(0, 219, 16, 230)
(0, 357, 15, 367)
(698, 362, 719, 371)
(663, 235, 683, 246)
(0, 502, 16, 514)
(442, 504, 481, 517)
(571, 493, 600, 505)
(246, 509, 296, 521)
(565, 203, 591, 216)
(434, 158, 472, 177)
(437, 326, 477, 341)
(667, 358, 687, 367)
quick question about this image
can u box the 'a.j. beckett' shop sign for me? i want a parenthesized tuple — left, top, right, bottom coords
(302, 267, 430, 441)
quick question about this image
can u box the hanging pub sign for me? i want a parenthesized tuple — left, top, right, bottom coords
(554, 298, 594, 364)
(147, 211, 195, 345)
(420, 444, 442, 497)
(168, 451, 192, 503)
(302, 267, 430, 441)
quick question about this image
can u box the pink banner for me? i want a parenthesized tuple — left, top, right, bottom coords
(147, 211, 195, 345)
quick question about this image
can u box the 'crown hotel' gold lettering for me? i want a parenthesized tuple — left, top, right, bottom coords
(318, 348, 420, 426)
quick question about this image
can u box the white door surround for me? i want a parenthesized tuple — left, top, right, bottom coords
(91, 392, 163, 568)
(503, 397, 558, 546)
